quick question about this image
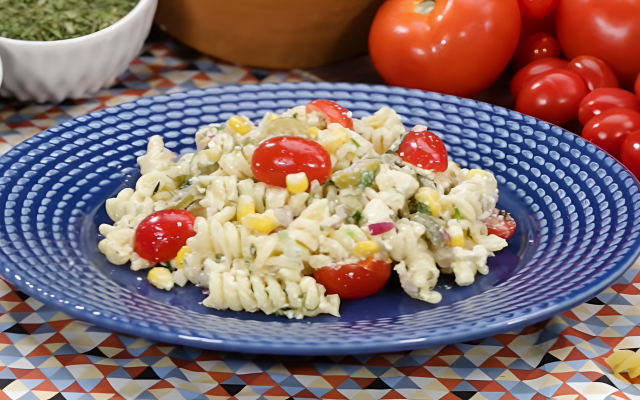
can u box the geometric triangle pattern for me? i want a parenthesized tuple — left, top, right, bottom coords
(2, 30, 640, 400)
(0, 29, 306, 156)
(0, 260, 638, 400)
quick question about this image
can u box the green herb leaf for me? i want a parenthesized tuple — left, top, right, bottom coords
(453, 205, 462, 221)
(214, 254, 224, 262)
(152, 182, 160, 195)
(161, 262, 172, 270)
(179, 176, 191, 190)
(416, 202, 432, 216)
(386, 131, 409, 154)
(351, 212, 362, 224)
(293, 113, 299, 118)
(215, 125, 224, 131)
(351, 138, 361, 148)
(278, 231, 289, 240)
(319, 226, 324, 231)
(360, 170, 375, 188)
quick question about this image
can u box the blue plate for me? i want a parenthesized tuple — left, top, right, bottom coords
(1, 82, 639, 355)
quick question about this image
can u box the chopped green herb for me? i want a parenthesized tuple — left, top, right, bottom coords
(215, 125, 225, 131)
(416, 202, 431, 216)
(161, 262, 172, 270)
(278, 231, 289, 240)
(386, 132, 408, 154)
(152, 182, 160, 195)
(453, 205, 462, 221)
(320, 226, 325, 231)
(345, 228, 357, 239)
(352, 211, 362, 224)
(214, 254, 224, 262)
(274, 310, 286, 316)
(179, 176, 191, 190)
(0, 0, 139, 41)
(293, 113, 299, 118)
(351, 138, 361, 148)
(360, 170, 375, 188)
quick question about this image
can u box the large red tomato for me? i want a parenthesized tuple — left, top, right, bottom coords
(636, 74, 640, 100)
(369, 0, 521, 97)
(557, 0, 640, 89)
(515, 69, 588, 126)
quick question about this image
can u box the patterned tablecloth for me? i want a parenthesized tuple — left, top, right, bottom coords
(1, 37, 640, 400)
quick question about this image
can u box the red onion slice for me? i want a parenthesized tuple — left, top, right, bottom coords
(369, 222, 395, 235)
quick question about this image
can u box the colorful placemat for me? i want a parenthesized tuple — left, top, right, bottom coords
(2, 34, 640, 400)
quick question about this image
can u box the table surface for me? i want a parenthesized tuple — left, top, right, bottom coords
(0, 34, 639, 400)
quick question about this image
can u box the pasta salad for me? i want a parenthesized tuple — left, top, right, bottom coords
(98, 100, 516, 319)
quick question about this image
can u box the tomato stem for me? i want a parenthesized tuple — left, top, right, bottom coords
(414, 0, 435, 14)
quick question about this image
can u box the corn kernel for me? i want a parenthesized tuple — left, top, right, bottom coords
(286, 172, 309, 194)
(227, 115, 252, 135)
(467, 169, 491, 180)
(415, 187, 441, 216)
(353, 240, 380, 258)
(321, 128, 350, 154)
(237, 195, 256, 221)
(147, 267, 174, 290)
(448, 225, 465, 247)
(308, 127, 319, 138)
(175, 246, 191, 269)
(242, 212, 281, 233)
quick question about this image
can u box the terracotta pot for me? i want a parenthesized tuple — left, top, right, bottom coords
(154, 0, 385, 69)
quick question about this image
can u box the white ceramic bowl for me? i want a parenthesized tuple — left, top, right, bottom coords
(0, 0, 157, 102)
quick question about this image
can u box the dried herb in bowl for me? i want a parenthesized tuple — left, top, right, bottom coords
(0, 0, 139, 41)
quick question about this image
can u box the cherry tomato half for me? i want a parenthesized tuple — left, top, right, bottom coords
(306, 100, 353, 129)
(369, 0, 521, 97)
(483, 211, 517, 241)
(582, 108, 640, 159)
(567, 55, 619, 92)
(510, 58, 569, 98)
(621, 129, 640, 180)
(578, 88, 640, 125)
(513, 32, 561, 70)
(134, 210, 196, 263)
(517, 0, 559, 19)
(515, 69, 588, 126)
(397, 128, 448, 172)
(557, 0, 640, 89)
(314, 258, 392, 299)
(251, 136, 332, 188)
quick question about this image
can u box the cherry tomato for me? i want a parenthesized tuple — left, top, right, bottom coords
(483, 211, 517, 241)
(314, 258, 392, 299)
(513, 33, 561, 70)
(582, 108, 640, 159)
(578, 88, 640, 125)
(134, 210, 196, 263)
(517, 0, 559, 19)
(557, 0, 640, 89)
(620, 129, 640, 179)
(368, 0, 521, 97)
(510, 58, 569, 98)
(567, 56, 619, 92)
(515, 69, 588, 126)
(251, 136, 332, 188)
(636, 73, 640, 100)
(397, 128, 448, 172)
(306, 100, 353, 129)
